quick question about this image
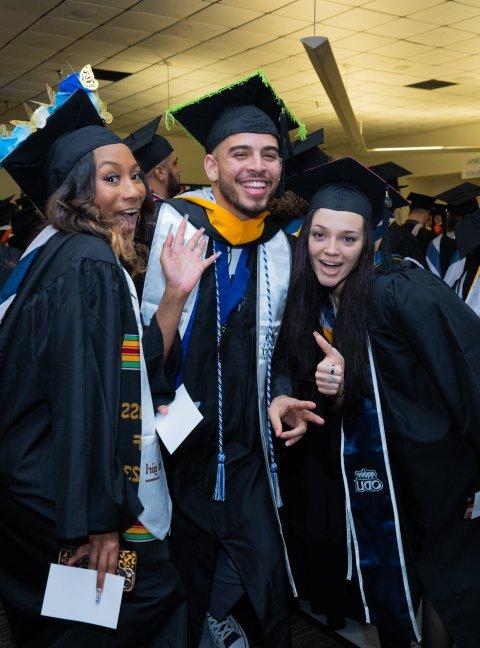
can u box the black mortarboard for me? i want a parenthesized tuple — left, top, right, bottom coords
(370, 162, 411, 191)
(436, 182, 480, 216)
(407, 192, 435, 212)
(165, 71, 305, 154)
(1, 90, 120, 210)
(286, 129, 329, 176)
(287, 156, 407, 227)
(124, 116, 174, 174)
(454, 208, 480, 258)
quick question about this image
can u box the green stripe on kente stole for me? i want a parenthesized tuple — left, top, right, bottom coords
(122, 334, 140, 370)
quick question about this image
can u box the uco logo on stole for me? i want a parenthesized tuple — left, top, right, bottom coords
(354, 468, 384, 493)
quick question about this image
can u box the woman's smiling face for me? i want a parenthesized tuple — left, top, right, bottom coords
(308, 207, 365, 295)
(93, 143, 146, 238)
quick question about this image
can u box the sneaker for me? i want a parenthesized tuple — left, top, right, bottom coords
(207, 613, 249, 648)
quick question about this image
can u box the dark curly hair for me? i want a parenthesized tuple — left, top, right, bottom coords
(45, 149, 153, 276)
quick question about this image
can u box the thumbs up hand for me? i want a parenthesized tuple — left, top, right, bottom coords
(313, 331, 345, 397)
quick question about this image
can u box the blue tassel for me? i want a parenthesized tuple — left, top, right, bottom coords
(270, 462, 283, 508)
(213, 452, 226, 501)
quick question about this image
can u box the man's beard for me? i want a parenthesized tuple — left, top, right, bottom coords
(166, 170, 181, 198)
(218, 174, 276, 218)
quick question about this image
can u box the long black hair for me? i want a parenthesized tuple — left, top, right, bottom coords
(46, 150, 153, 276)
(281, 207, 374, 417)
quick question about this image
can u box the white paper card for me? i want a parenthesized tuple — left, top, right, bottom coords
(472, 491, 480, 519)
(41, 564, 124, 629)
(155, 384, 203, 454)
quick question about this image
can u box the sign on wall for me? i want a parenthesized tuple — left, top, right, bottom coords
(462, 157, 480, 179)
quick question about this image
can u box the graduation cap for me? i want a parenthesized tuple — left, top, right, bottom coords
(370, 162, 411, 191)
(435, 182, 480, 216)
(287, 157, 407, 270)
(1, 90, 121, 211)
(287, 156, 407, 224)
(286, 128, 329, 176)
(165, 70, 305, 154)
(454, 208, 480, 258)
(407, 192, 435, 212)
(124, 116, 174, 174)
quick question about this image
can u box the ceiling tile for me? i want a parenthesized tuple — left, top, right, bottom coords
(51, 1, 121, 23)
(254, 37, 305, 56)
(220, 0, 288, 11)
(409, 26, 475, 46)
(73, 0, 138, 7)
(208, 28, 271, 49)
(10, 30, 75, 50)
(0, 0, 61, 11)
(187, 4, 262, 27)
(292, 24, 356, 41)
(370, 40, 433, 58)
(0, 8, 37, 30)
(33, 16, 98, 38)
(108, 12, 177, 31)
(447, 37, 480, 55)
(119, 45, 161, 64)
(162, 20, 229, 40)
(141, 33, 200, 57)
(134, 0, 212, 19)
(335, 32, 395, 51)
(451, 15, 480, 34)
(407, 47, 469, 64)
(0, 43, 54, 62)
(274, 0, 348, 21)
(66, 38, 125, 59)
(363, 0, 443, 16)
(323, 7, 397, 30)
(367, 17, 436, 39)
(185, 40, 243, 58)
(243, 14, 311, 35)
(89, 25, 152, 44)
(409, 2, 480, 25)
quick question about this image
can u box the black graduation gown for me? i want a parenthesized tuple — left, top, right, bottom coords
(0, 232, 185, 647)
(0, 242, 20, 288)
(387, 222, 424, 266)
(403, 219, 434, 265)
(159, 199, 292, 647)
(456, 246, 480, 299)
(272, 328, 361, 623)
(369, 263, 480, 648)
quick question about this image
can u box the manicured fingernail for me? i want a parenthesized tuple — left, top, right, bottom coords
(216, 251, 222, 256)
(183, 214, 189, 221)
(96, 588, 102, 604)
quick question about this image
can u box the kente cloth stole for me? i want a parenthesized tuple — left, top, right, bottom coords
(119, 267, 171, 542)
(320, 300, 420, 641)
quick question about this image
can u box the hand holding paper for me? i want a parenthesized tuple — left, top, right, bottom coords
(41, 564, 124, 629)
(155, 384, 203, 454)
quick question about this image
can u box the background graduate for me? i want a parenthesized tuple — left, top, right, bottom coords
(270, 157, 480, 648)
(140, 71, 323, 648)
(0, 71, 216, 647)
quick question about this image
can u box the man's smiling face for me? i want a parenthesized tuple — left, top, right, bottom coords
(205, 132, 282, 220)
